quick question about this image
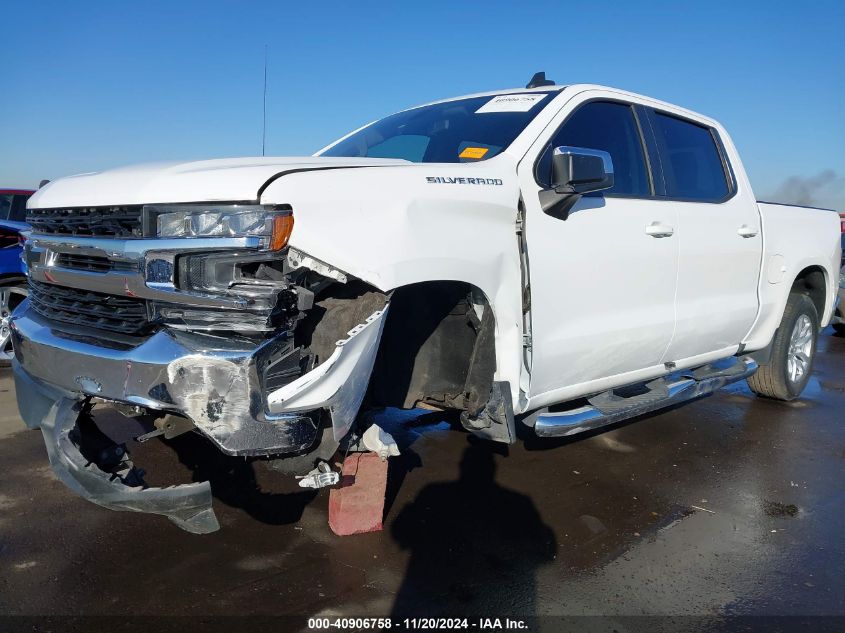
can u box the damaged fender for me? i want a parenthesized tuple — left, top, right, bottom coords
(266, 305, 390, 441)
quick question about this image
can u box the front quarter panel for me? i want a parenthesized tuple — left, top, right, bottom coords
(259, 160, 526, 403)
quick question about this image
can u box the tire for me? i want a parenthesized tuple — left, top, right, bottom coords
(0, 279, 28, 367)
(747, 292, 819, 401)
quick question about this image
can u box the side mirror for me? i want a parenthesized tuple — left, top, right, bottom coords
(551, 146, 614, 195)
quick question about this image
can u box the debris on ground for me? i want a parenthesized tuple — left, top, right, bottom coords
(297, 461, 340, 489)
(764, 500, 799, 517)
(361, 424, 400, 460)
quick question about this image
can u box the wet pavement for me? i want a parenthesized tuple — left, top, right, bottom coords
(1, 332, 844, 625)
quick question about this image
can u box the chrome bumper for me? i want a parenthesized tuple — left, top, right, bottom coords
(11, 301, 389, 455)
(12, 300, 388, 532)
(14, 367, 219, 533)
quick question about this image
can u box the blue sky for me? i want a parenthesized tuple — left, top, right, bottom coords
(2, 0, 843, 208)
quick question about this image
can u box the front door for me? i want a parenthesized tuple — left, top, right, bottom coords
(518, 96, 679, 401)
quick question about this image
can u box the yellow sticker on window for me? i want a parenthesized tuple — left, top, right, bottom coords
(459, 146, 489, 160)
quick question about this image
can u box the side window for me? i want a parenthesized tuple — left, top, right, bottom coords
(650, 112, 730, 201)
(0, 195, 12, 220)
(537, 101, 650, 197)
(10, 195, 30, 222)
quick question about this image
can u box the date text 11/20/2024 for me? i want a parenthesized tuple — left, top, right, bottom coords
(307, 618, 529, 629)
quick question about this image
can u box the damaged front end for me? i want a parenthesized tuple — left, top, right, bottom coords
(15, 374, 218, 533)
(12, 202, 390, 531)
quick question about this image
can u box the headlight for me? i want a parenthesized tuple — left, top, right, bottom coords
(145, 204, 293, 250)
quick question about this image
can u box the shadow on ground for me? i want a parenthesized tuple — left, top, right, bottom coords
(390, 439, 556, 616)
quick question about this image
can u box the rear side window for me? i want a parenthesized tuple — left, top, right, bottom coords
(0, 195, 12, 220)
(10, 195, 30, 221)
(537, 101, 650, 197)
(650, 112, 730, 201)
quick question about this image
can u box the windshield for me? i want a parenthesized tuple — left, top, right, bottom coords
(319, 92, 555, 163)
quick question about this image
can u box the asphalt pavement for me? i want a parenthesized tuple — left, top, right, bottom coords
(1, 331, 844, 629)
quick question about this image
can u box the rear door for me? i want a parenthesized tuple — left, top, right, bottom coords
(643, 109, 762, 362)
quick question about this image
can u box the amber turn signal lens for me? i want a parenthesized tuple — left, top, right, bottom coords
(269, 213, 294, 251)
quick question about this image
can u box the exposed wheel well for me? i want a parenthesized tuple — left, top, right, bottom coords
(791, 266, 827, 320)
(367, 280, 497, 414)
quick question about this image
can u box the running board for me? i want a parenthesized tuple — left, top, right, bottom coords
(532, 356, 758, 438)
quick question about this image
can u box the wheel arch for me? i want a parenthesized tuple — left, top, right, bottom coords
(0, 274, 27, 284)
(790, 265, 828, 320)
(367, 279, 500, 415)
(744, 258, 836, 353)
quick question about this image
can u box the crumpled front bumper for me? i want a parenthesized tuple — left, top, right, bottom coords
(10, 300, 389, 531)
(14, 367, 219, 533)
(12, 302, 388, 453)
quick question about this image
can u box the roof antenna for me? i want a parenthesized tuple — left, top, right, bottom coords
(526, 71, 555, 89)
(261, 45, 268, 156)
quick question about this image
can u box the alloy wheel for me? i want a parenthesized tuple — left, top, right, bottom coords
(0, 285, 28, 362)
(786, 313, 814, 384)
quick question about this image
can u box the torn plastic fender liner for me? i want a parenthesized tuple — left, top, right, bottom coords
(266, 305, 390, 441)
(13, 363, 219, 534)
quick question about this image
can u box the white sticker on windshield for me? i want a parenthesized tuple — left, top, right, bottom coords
(475, 94, 546, 113)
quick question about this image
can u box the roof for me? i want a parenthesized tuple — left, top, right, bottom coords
(417, 85, 566, 109)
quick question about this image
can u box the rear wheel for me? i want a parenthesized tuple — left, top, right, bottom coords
(0, 280, 28, 366)
(747, 292, 819, 401)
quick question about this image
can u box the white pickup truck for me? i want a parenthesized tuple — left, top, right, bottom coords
(11, 75, 841, 532)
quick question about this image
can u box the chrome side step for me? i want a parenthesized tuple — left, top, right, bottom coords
(532, 356, 758, 438)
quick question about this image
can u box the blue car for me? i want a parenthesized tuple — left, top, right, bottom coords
(1, 188, 34, 363)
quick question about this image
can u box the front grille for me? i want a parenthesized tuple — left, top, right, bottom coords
(55, 253, 138, 273)
(28, 280, 151, 335)
(27, 206, 144, 238)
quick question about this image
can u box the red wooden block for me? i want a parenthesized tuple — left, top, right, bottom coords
(328, 452, 389, 536)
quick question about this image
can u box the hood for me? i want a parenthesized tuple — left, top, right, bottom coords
(27, 157, 409, 209)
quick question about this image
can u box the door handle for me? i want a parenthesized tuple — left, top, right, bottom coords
(645, 222, 674, 238)
(738, 225, 758, 238)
